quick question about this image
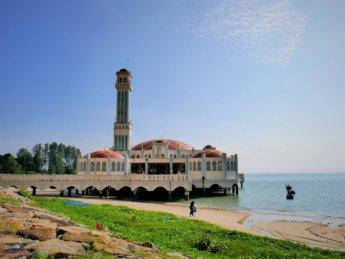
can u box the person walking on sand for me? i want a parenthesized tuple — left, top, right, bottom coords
(190, 201, 196, 217)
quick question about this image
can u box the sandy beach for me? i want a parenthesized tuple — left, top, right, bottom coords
(68, 197, 345, 250)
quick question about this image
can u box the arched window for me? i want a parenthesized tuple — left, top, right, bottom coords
(102, 162, 106, 171)
(189, 162, 192, 171)
(117, 162, 121, 171)
(91, 162, 95, 171)
(96, 162, 101, 171)
(230, 161, 234, 171)
(193, 162, 196, 171)
(83, 162, 86, 171)
(121, 162, 125, 171)
(111, 162, 116, 171)
(234, 161, 237, 171)
(197, 161, 201, 171)
(206, 161, 211, 171)
(218, 161, 222, 171)
(212, 161, 217, 171)
(136, 155, 140, 158)
(227, 161, 230, 171)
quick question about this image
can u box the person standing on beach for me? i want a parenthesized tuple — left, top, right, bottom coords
(190, 201, 196, 217)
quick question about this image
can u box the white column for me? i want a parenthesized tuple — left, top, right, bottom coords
(169, 156, 173, 174)
(86, 154, 90, 176)
(145, 158, 148, 174)
(223, 153, 227, 179)
(202, 153, 206, 179)
(107, 153, 111, 175)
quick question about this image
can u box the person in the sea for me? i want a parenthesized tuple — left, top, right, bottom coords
(190, 201, 196, 217)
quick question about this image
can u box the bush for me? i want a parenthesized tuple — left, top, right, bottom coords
(16, 189, 32, 199)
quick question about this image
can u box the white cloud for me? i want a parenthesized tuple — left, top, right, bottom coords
(189, 0, 307, 64)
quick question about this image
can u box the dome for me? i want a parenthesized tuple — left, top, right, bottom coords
(116, 68, 132, 77)
(192, 149, 224, 158)
(90, 150, 124, 159)
(132, 139, 193, 151)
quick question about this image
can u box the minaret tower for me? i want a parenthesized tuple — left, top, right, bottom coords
(113, 68, 132, 152)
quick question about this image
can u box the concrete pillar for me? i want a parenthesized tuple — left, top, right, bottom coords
(68, 189, 72, 197)
(185, 156, 190, 174)
(169, 157, 173, 174)
(107, 153, 111, 175)
(76, 189, 79, 195)
(145, 158, 148, 175)
(168, 191, 172, 201)
(201, 153, 206, 179)
(124, 154, 129, 175)
(31, 187, 36, 196)
(60, 190, 64, 197)
(85, 188, 89, 195)
(223, 153, 227, 180)
(224, 189, 227, 196)
(133, 189, 138, 200)
(184, 190, 189, 201)
(82, 190, 85, 195)
(86, 154, 90, 176)
(235, 154, 239, 180)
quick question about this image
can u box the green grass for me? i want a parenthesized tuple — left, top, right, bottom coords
(32, 197, 345, 259)
(0, 196, 21, 205)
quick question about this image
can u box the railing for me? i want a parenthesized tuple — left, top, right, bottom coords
(0, 173, 190, 182)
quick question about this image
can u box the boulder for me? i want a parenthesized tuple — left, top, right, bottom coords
(0, 234, 33, 246)
(92, 241, 131, 256)
(25, 239, 86, 256)
(0, 247, 32, 259)
(58, 226, 98, 243)
(19, 219, 57, 241)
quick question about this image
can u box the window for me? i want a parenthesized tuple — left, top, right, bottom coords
(111, 162, 116, 171)
(193, 162, 196, 171)
(212, 161, 217, 171)
(102, 162, 106, 172)
(91, 162, 95, 171)
(121, 162, 125, 171)
(83, 162, 86, 171)
(206, 161, 211, 171)
(197, 161, 201, 171)
(96, 162, 101, 171)
(189, 162, 192, 171)
(230, 161, 234, 171)
(117, 162, 121, 171)
(218, 161, 222, 171)
(161, 154, 165, 158)
(227, 161, 230, 171)
(136, 155, 140, 158)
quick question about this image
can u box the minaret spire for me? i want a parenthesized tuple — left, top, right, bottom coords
(113, 68, 132, 152)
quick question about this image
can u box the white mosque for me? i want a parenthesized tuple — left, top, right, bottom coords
(77, 69, 241, 198)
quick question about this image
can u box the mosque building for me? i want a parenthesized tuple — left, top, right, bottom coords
(77, 69, 241, 197)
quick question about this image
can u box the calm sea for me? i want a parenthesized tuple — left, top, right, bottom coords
(177, 173, 345, 225)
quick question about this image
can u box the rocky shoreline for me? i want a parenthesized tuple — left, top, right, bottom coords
(0, 188, 173, 258)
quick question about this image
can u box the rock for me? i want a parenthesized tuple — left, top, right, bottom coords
(25, 239, 86, 256)
(92, 241, 131, 256)
(0, 187, 29, 203)
(0, 234, 33, 246)
(2, 204, 34, 218)
(134, 241, 161, 252)
(0, 207, 8, 213)
(19, 219, 57, 241)
(33, 211, 73, 226)
(0, 248, 32, 259)
(58, 226, 98, 243)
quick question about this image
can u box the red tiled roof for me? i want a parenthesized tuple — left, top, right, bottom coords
(132, 139, 193, 151)
(90, 150, 124, 159)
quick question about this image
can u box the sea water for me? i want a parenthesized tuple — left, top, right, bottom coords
(177, 173, 345, 225)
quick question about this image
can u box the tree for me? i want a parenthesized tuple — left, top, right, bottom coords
(1, 154, 22, 174)
(32, 144, 44, 172)
(16, 148, 34, 173)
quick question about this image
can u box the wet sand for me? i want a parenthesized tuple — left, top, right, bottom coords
(68, 197, 345, 250)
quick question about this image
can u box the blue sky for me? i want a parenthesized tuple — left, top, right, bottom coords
(0, 0, 344, 173)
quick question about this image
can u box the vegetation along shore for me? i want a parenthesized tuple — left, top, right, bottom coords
(1, 187, 344, 258)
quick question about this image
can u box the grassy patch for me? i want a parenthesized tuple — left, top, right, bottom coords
(32, 197, 345, 259)
(15, 189, 32, 199)
(0, 196, 21, 205)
